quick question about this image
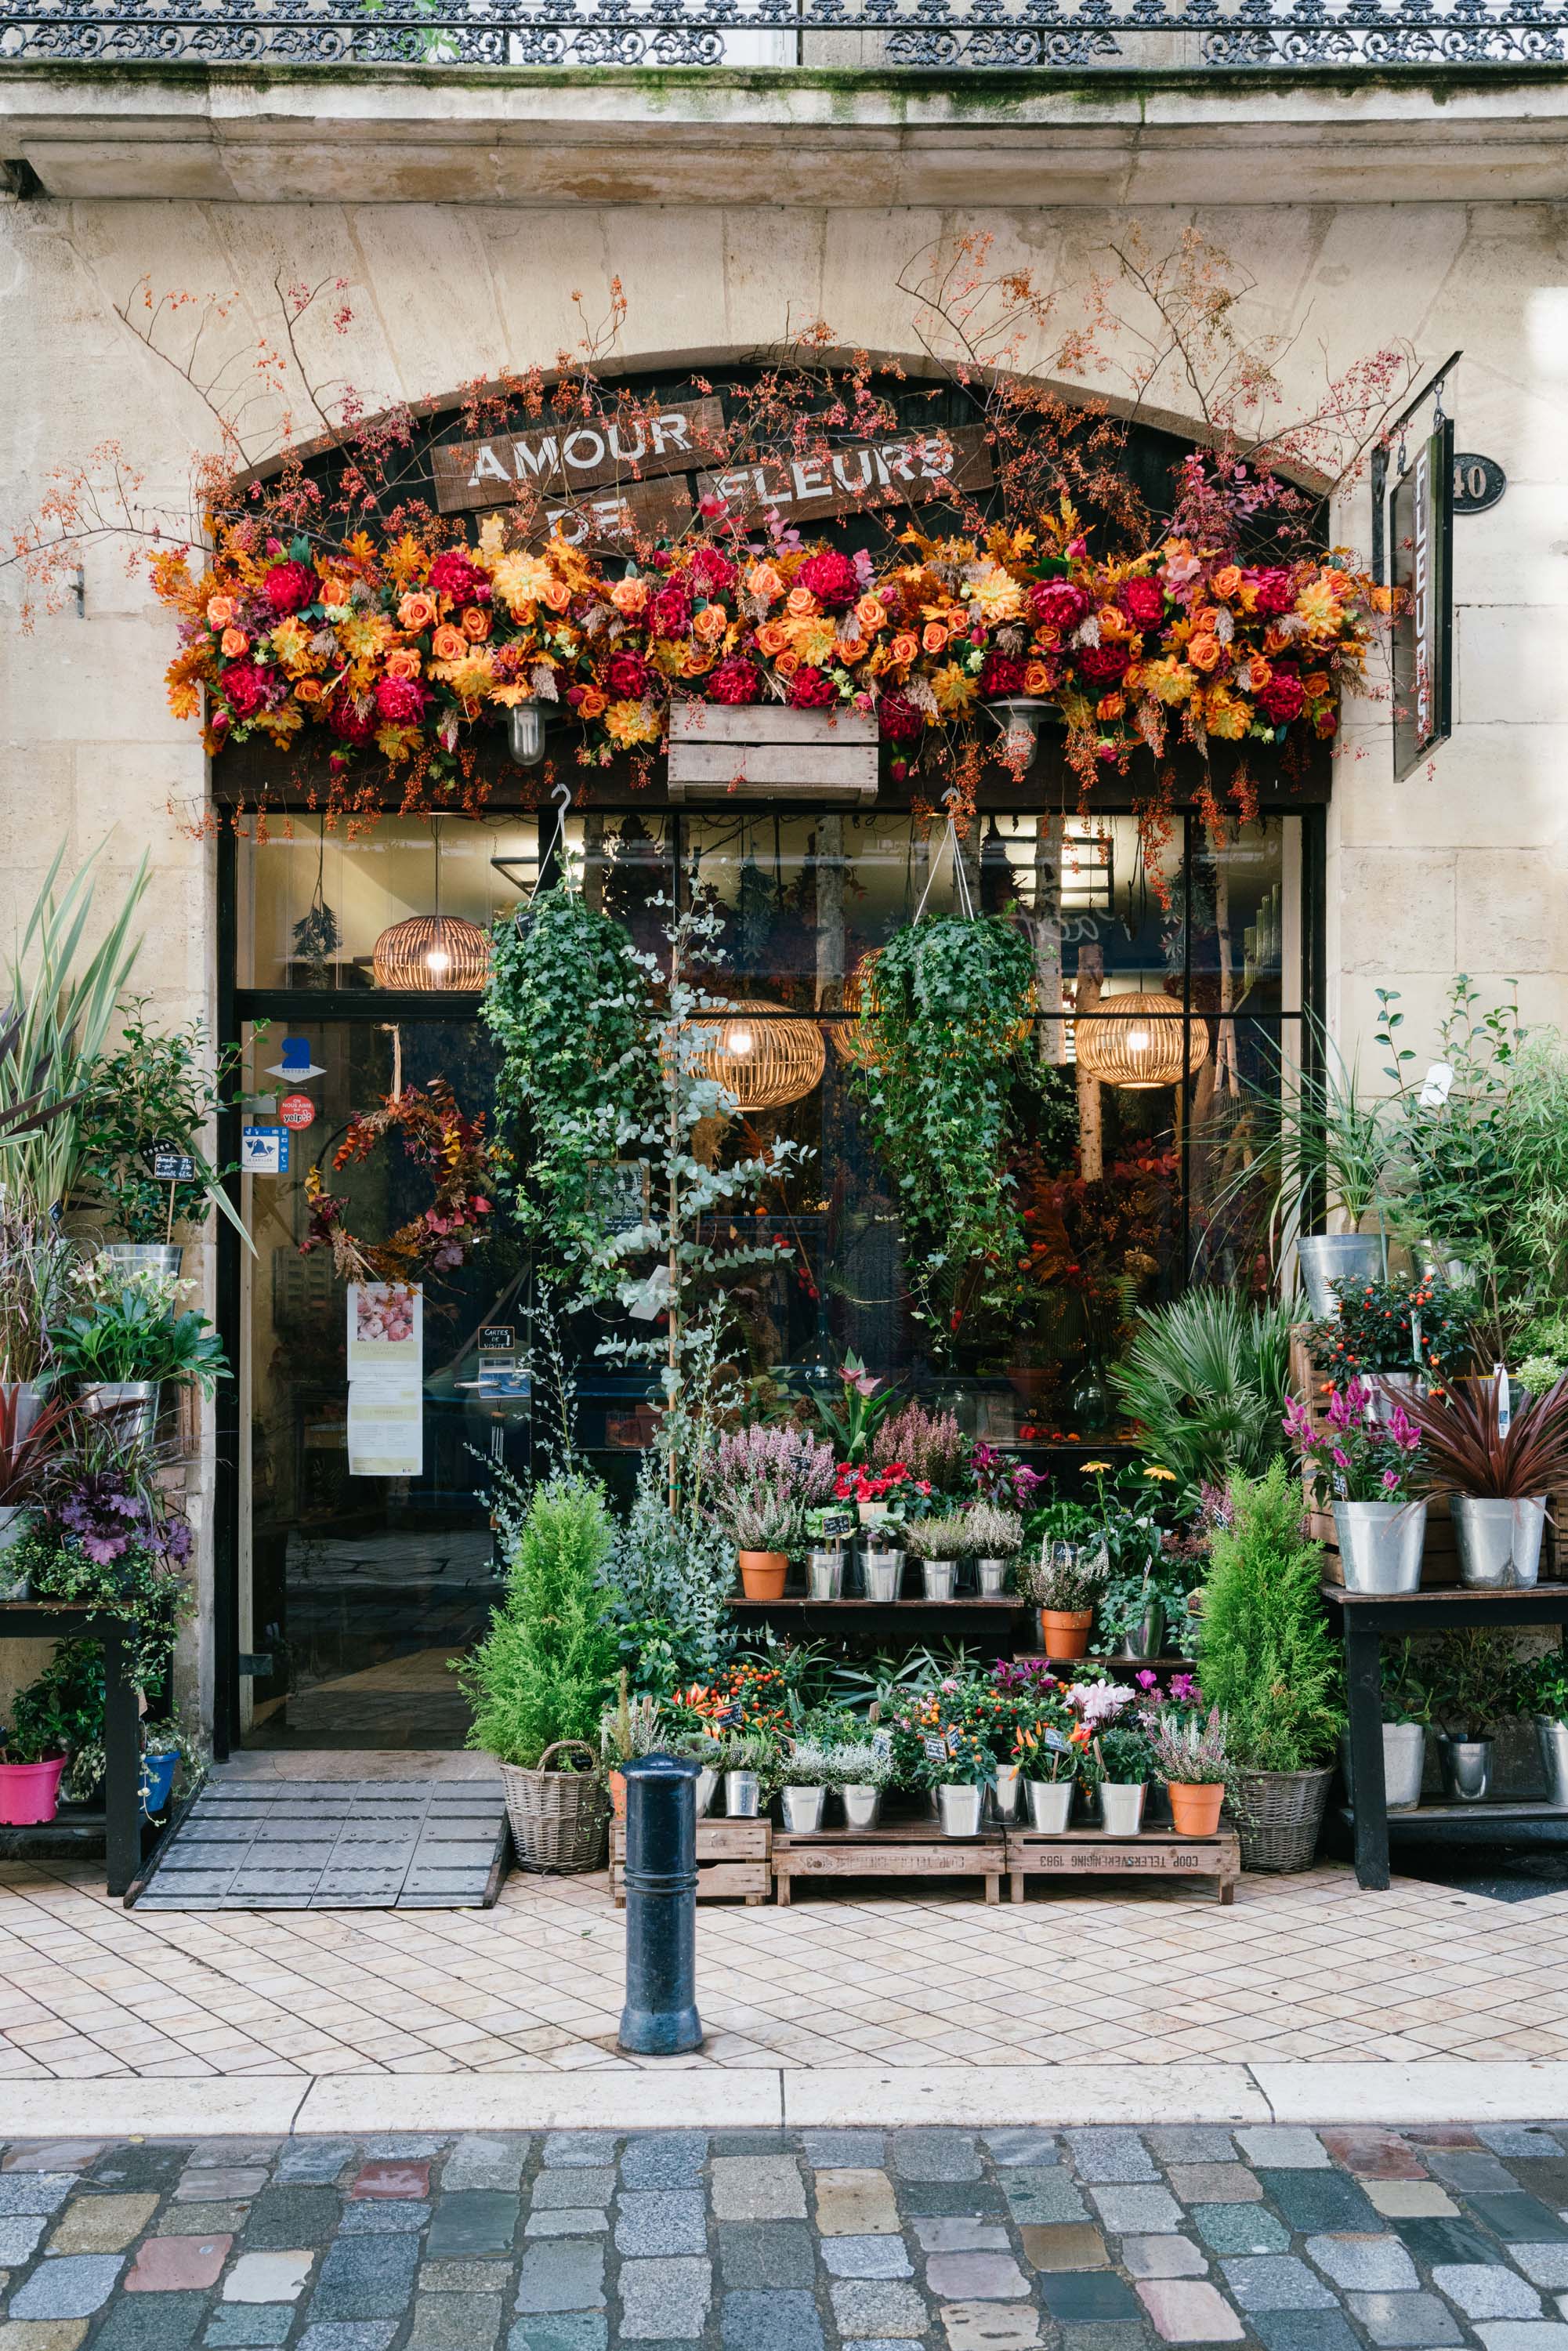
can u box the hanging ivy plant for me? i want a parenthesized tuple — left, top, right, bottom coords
(852, 911, 1041, 1336)
(482, 884, 659, 1294)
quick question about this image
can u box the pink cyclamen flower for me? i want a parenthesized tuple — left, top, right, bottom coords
(1382, 1469, 1401, 1490)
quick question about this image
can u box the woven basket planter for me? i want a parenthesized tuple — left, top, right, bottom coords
(499, 1741, 610, 1875)
(1234, 1766, 1333, 1874)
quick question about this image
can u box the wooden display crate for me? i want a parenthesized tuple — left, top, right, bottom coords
(666, 705, 878, 804)
(1289, 1328, 1460, 1588)
(610, 1817, 770, 1908)
(772, 1819, 1007, 1907)
(1005, 1827, 1240, 1906)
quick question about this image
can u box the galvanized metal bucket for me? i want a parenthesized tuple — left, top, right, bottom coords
(1026, 1779, 1074, 1833)
(1334, 1499, 1427, 1594)
(780, 1785, 826, 1834)
(936, 1784, 984, 1836)
(1297, 1233, 1383, 1320)
(1451, 1495, 1545, 1588)
(1536, 1718, 1568, 1809)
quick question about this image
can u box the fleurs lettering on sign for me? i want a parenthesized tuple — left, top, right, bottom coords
(697, 426, 993, 527)
(431, 397, 726, 513)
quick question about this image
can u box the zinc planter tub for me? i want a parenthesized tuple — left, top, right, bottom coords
(79, 1380, 160, 1446)
(922, 1559, 957, 1602)
(840, 1784, 883, 1832)
(725, 1770, 761, 1819)
(806, 1549, 845, 1600)
(936, 1784, 985, 1836)
(1026, 1779, 1074, 1833)
(693, 1766, 719, 1820)
(780, 1785, 826, 1834)
(861, 1549, 903, 1603)
(1536, 1719, 1568, 1808)
(1438, 1734, 1494, 1803)
(976, 1557, 1009, 1597)
(1451, 1495, 1546, 1588)
(1340, 1722, 1427, 1811)
(1334, 1498, 1428, 1594)
(1099, 1782, 1146, 1835)
(1297, 1232, 1384, 1320)
(991, 1763, 1023, 1823)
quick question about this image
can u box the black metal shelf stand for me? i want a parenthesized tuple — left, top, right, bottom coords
(0, 1601, 145, 1897)
(1324, 1581, 1568, 1893)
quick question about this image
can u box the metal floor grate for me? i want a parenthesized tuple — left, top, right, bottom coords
(129, 1777, 509, 1910)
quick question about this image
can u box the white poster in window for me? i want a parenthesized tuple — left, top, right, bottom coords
(347, 1282, 422, 1374)
(346, 1378, 424, 1477)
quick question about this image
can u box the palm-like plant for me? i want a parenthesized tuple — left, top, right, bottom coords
(1111, 1290, 1294, 1504)
(1394, 1374, 1568, 1500)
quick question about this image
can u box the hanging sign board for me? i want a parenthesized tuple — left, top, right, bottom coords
(480, 475, 695, 554)
(431, 397, 726, 516)
(696, 424, 993, 529)
(1391, 416, 1454, 780)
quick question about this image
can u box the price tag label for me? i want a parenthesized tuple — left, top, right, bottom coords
(148, 1148, 197, 1182)
(922, 1733, 949, 1762)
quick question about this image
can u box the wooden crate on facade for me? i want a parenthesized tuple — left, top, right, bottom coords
(1289, 1327, 1460, 1587)
(666, 705, 878, 804)
(610, 1817, 771, 1907)
(772, 1820, 1007, 1906)
(1005, 1828, 1240, 1906)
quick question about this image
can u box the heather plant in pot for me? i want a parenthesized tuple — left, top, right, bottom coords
(712, 1423, 833, 1599)
(1149, 1702, 1232, 1836)
(1394, 1373, 1568, 1590)
(1020, 1523, 1109, 1659)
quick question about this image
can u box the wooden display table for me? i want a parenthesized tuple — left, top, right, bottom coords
(772, 1818, 1007, 1906)
(610, 1816, 770, 1907)
(1005, 1825, 1239, 1905)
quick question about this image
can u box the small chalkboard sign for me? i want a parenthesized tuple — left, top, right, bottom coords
(477, 1325, 516, 1353)
(149, 1148, 197, 1183)
(922, 1733, 949, 1763)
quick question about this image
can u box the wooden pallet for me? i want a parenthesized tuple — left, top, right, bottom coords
(1005, 1827, 1240, 1905)
(610, 1817, 771, 1908)
(772, 1819, 1007, 1907)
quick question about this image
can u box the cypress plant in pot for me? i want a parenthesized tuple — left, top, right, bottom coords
(1195, 1462, 1345, 1871)
(459, 1473, 619, 1872)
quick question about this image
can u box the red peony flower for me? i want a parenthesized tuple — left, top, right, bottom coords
(1077, 642, 1131, 685)
(687, 546, 738, 596)
(1256, 669, 1305, 723)
(606, 650, 655, 701)
(218, 660, 273, 720)
(1249, 567, 1296, 616)
(650, 582, 691, 639)
(1118, 576, 1166, 630)
(795, 549, 860, 610)
(327, 690, 376, 744)
(263, 560, 317, 618)
(1030, 578, 1090, 634)
(979, 653, 1027, 700)
(707, 655, 762, 705)
(877, 690, 923, 744)
(375, 675, 429, 725)
(787, 666, 838, 710)
(427, 549, 491, 605)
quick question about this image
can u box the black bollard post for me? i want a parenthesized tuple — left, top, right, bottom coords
(618, 1753, 703, 2056)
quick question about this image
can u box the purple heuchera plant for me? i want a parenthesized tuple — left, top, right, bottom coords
(53, 1469, 192, 1568)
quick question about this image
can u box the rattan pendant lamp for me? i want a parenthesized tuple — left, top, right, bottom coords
(690, 998, 826, 1111)
(1074, 987, 1208, 1090)
(372, 818, 492, 991)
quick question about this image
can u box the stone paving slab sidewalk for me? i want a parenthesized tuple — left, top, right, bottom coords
(6, 2119, 1568, 2351)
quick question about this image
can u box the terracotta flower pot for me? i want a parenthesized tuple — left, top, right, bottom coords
(1039, 1607, 1093, 1659)
(738, 1550, 788, 1600)
(0, 1754, 66, 1827)
(1167, 1781, 1224, 1836)
(609, 1768, 627, 1820)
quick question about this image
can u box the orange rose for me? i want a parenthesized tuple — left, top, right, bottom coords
(399, 592, 437, 632)
(856, 596, 887, 633)
(219, 628, 248, 658)
(384, 648, 422, 682)
(1095, 693, 1126, 722)
(1193, 607, 1221, 636)
(1023, 661, 1052, 695)
(578, 687, 608, 719)
(747, 561, 784, 604)
(785, 585, 817, 619)
(1303, 670, 1332, 696)
(1188, 634, 1223, 673)
(1263, 625, 1291, 657)
(755, 622, 791, 659)
(922, 622, 949, 655)
(461, 607, 491, 643)
(320, 578, 350, 610)
(295, 679, 323, 704)
(774, 650, 802, 678)
(889, 632, 919, 667)
(1095, 605, 1126, 638)
(835, 637, 867, 666)
(693, 604, 728, 644)
(542, 580, 572, 614)
(432, 624, 467, 662)
(206, 596, 237, 629)
(679, 646, 714, 678)
(1212, 565, 1244, 599)
(610, 578, 648, 614)
(1243, 654, 1272, 693)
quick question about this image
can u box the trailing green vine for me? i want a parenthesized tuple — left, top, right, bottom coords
(852, 910, 1039, 1337)
(482, 885, 659, 1296)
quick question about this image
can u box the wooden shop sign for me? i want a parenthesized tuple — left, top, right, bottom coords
(476, 476, 695, 552)
(696, 423, 993, 527)
(432, 396, 726, 514)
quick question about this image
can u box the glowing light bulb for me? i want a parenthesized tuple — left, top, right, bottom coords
(729, 1027, 753, 1056)
(1128, 1028, 1150, 1052)
(425, 946, 451, 975)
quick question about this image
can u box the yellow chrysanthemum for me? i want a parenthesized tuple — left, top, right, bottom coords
(785, 614, 838, 667)
(1141, 657, 1197, 707)
(1203, 686, 1252, 741)
(340, 611, 393, 663)
(932, 661, 979, 716)
(964, 562, 1024, 622)
(1294, 579, 1343, 636)
(603, 698, 662, 748)
(492, 552, 556, 614)
(268, 618, 317, 676)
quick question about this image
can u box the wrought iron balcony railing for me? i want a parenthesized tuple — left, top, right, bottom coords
(1, 0, 1563, 69)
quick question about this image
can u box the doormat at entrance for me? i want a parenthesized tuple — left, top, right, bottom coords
(129, 1777, 509, 1910)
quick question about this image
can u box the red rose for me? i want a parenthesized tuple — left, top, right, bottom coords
(327, 690, 376, 744)
(877, 690, 923, 744)
(1118, 577, 1165, 630)
(707, 655, 762, 705)
(606, 651, 655, 701)
(426, 549, 491, 605)
(1256, 670, 1305, 724)
(1077, 642, 1131, 684)
(687, 546, 737, 596)
(263, 560, 316, 617)
(979, 653, 1027, 700)
(375, 675, 429, 724)
(787, 666, 838, 709)
(650, 583, 691, 638)
(218, 660, 273, 720)
(1029, 578, 1090, 633)
(795, 549, 860, 610)
(1249, 567, 1296, 616)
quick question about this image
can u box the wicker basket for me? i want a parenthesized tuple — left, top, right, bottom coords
(1234, 1766, 1333, 1874)
(500, 1741, 610, 1874)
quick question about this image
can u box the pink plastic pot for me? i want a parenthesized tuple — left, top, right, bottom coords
(0, 1755, 66, 1825)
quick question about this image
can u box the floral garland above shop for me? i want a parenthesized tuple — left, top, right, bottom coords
(153, 498, 1381, 809)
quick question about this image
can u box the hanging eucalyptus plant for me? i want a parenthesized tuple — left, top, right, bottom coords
(852, 908, 1040, 1335)
(483, 884, 659, 1295)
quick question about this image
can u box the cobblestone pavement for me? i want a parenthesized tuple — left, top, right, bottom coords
(5, 2121, 1568, 2349)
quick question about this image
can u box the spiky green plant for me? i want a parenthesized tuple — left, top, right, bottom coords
(1111, 1289, 1293, 1505)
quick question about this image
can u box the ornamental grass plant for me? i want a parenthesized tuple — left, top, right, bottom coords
(1393, 1373, 1568, 1501)
(1195, 1461, 1343, 1774)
